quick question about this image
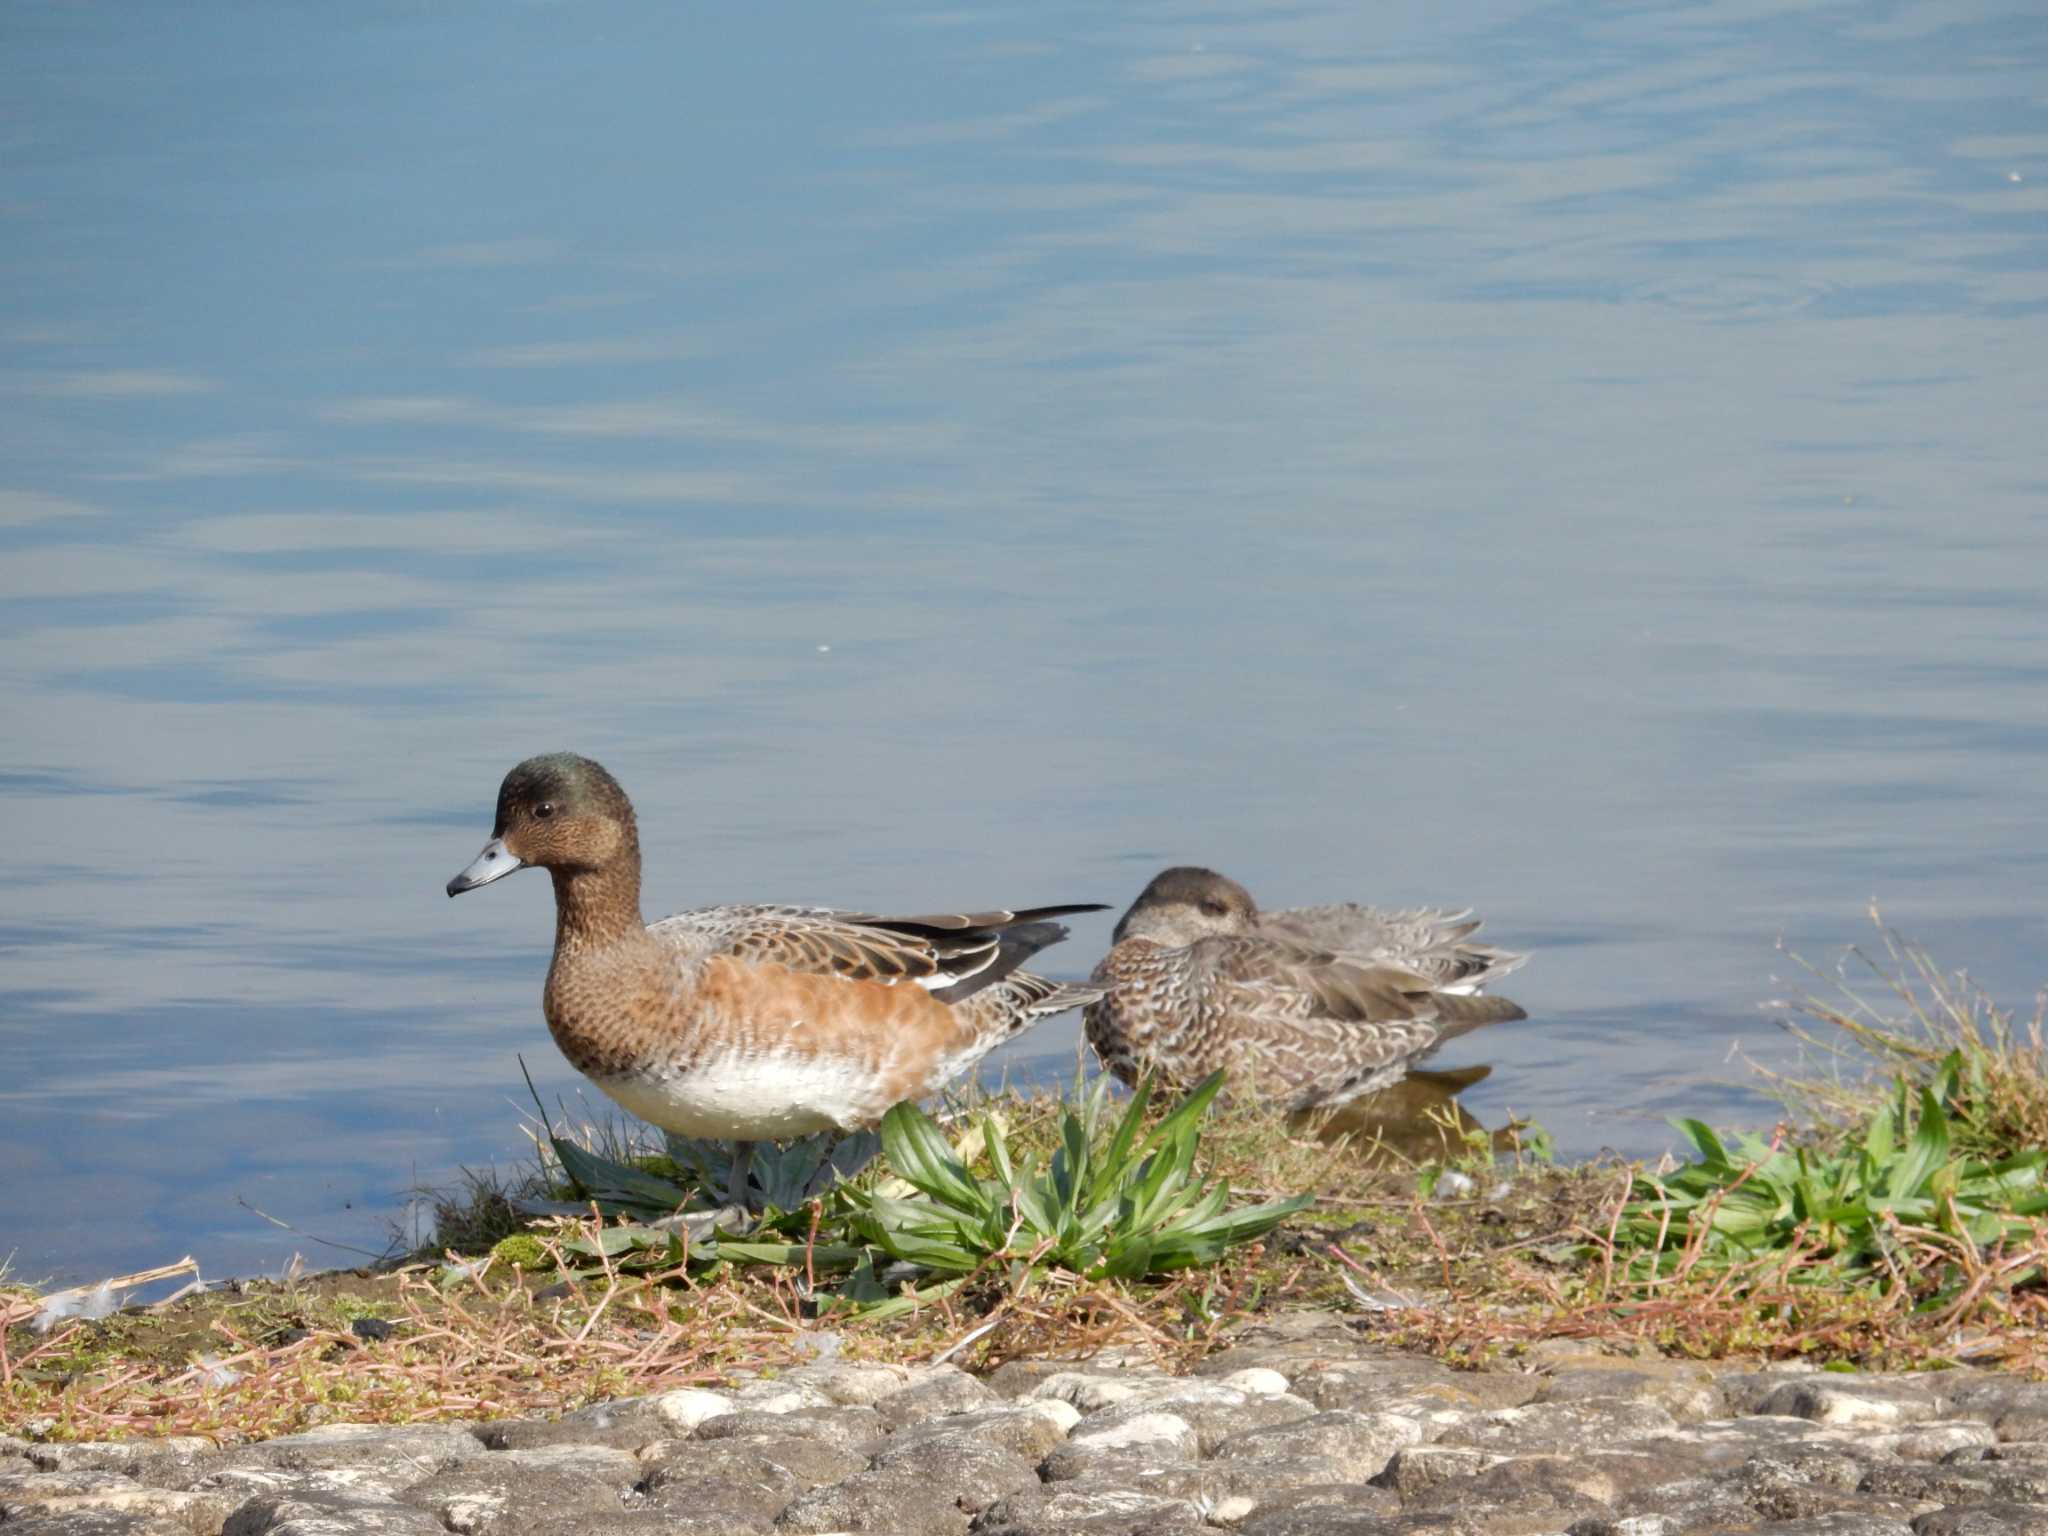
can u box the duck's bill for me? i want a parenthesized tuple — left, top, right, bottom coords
(447, 837, 523, 896)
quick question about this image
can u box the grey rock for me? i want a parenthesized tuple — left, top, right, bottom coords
(1860, 1457, 2048, 1505)
(1075, 1387, 1315, 1456)
(864, 1433, 1036, 1510)
(398, 1459, 622, 1535)
(773, 1466, 970, 1535)
(1235, 1504, 1411, 1536)
(1437, 1397, 1680, 1455)
(776, 1360, 914, 1406)
(1374, 1445, 1499, 1498)
(2, 1515, 214, 1536)
(1745, 1377, 1943, 1428)
(1534, 1366, 1720, 1421)
(222, 1486, 451, 1536)
(643, 1434, 867, 1498)
(982, 1358, 1080, 1399)
(1564, 1518, 1684, 1536)
(1214, 1410, 1424, 1485)
(1293, 1355, 1541, 1417)
(973, 1481, 1206, 1533)
(880, 1403, 1076, 1464)
(1912, 1504, 2048, 1536)
(0, 1470, 236, 1535)
(1876, 1423, 2003, 1462)
(693, 1404, 886, 1451)
(521, 1517, 683, 1536)
(1983, 1442, 2048, 1464)
(1229, 1482, 1399, 1521)
(475, 1417, 661, 1453)
(220, 1423, 481, 1486)
(1738, 1518, 1916, 1536)
(1068, 1411, 1202, 1457)
(872, 1364, 996, 1429)
(23, 1440, 221, 1487)
(1408, 1450, 1677, 1517)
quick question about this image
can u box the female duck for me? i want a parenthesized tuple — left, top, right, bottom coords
(1086, 866, 1528, 1113)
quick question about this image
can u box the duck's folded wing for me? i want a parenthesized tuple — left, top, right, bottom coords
(1194, 936, 1524, 1051)
(1260, 903, 1528, 992)
(648, 902, 1106, 998)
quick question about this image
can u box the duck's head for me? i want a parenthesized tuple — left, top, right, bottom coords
(1111, 865, 1259, 946)
(446, 753, 637, 896)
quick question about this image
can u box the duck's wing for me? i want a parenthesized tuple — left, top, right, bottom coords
(1188, 934, 1525, 1107)
(1259, 903, 1529, 994)
(648, 902, 1107, 1002)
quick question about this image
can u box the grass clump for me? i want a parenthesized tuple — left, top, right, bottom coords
(852, 1072, 1311, 1284)
(1766, 904, 2048, 1163)
(1619, 1050, 2048, 1302)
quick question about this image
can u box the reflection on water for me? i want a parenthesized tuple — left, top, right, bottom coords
(1298, 1066, 1523, 1167)
(6, 0, 2046, 1284)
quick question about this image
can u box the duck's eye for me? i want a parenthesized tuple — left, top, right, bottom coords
(534, 802, 557, 820)
(1199, 899, 1228, 917)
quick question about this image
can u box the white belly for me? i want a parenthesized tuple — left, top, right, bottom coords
(591, 1051, 871, 1140)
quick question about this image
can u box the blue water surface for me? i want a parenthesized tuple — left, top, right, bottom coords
(4, 0, 2045, 1284)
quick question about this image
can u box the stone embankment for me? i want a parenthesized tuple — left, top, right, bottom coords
(7, 1312, 2048, 1535)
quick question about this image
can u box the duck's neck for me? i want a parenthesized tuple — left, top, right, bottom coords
(550, 850, 648, 951)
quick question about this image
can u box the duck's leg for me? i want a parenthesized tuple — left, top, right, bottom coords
(727, 1141, 755, 1209)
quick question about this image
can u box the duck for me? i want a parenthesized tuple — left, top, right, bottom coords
(1085, 866, 1528, 1114)
(447, 752, 1106, 1205)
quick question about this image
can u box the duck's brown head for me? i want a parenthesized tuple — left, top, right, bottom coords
(1110, 865, 1259, 947)
(446, 753, 638, 896)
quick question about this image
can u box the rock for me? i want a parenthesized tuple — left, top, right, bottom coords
(778, 1360, 912, 1406)
(1068, 1411, 1202, 1458)
(476, 1418, 658, 1454)
(1436, 1397, 1680, 1455)
(645, 1388, 738, 1433)
(521, 1517, 681, 1536)
(225, 1422, 481, 1485)
(981, 1359, 1080, 1399)
(871, 1364, 996, 1428)
(1028, 1371, 1170, 1413)
(1533, 1365, 1720, 1421)
(973, 1481, 1206, 1534)
(1235, 1506, 1408, 1536)
(0, 1470, 235, 1534)
(1984, 1442, 2048, 1464)
(23, 1440, 220, 1486)
(222, 1486, 451, 1536)
(772, 1466, 972, 1535)
(1074, 1383, 1318, 1456)
(642, 1434, 867, 1499)
(1912, 1504, 2048, 1536)
(1213, 1410, 1422, 1484)
(1744, 1376, 1942, 1427)
(1874, 1421, 2001, 1461)
(1860, 1456, 2048, 1505)
(398, 1459, 622, 1535)
(881, 1403, 1076, 1464)
(864, 1432, 1037, 1508)
(692, 1404, 885, 1451)
(1218, 1367, 1296, 1398)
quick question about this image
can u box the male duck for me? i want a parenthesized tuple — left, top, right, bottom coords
(1086, 866, 1528, 1113)
(448, 753, 1106, 1202)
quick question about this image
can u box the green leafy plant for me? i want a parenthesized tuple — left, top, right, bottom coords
(849, 1071, 1311, 1282)
(1621, 1051, 2048, 1294)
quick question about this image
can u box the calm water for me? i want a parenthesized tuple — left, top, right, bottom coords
(5, 1, 2045, 1286)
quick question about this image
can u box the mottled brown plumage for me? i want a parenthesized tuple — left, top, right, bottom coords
(1087, 866, 1529, 1112)
(448, 753, 1106, 1148)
